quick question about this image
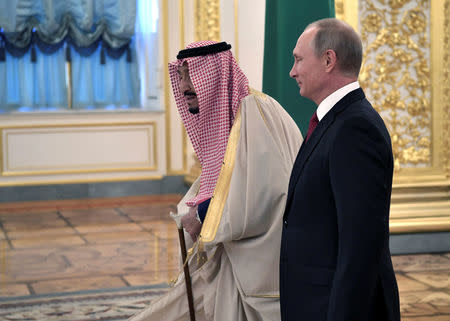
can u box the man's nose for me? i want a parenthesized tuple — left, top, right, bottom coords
(289, 65, 296, 78)
(180, 79, 188, 92)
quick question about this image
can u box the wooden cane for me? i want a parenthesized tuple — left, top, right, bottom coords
(177, 227, 196, 321)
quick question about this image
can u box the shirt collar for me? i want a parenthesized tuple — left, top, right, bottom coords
(316, 81, 360, 121)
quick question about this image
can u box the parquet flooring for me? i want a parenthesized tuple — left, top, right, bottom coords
(0, 195, 449, 320)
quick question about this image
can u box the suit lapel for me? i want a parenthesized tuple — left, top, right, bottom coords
(285, 113, 334, 204)
(284, 89, 366, 218)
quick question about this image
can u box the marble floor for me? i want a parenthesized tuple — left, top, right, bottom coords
(0, 195, 449, 320)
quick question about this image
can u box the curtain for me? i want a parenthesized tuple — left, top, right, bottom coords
(262, 0, 335, 135)
(0, 0, 140, 111)
(71, 44, 139, 109)
(0, 0, 135, 58)
(0, 46, 67, 111)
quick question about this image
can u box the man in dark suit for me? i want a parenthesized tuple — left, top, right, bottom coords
(280, 18, 401, 321)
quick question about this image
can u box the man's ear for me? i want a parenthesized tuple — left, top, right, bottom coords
(324, 49, 337, 72)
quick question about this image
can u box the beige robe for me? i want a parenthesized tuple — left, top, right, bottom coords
(128, 92, 302, 321)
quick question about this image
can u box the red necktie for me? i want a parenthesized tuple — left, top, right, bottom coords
(305, 112, 319, 142)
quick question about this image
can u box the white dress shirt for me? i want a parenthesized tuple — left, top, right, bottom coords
(316, 81, 360, 121)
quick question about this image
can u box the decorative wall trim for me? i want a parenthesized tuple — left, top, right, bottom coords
(179, 0, 188, 176)
(163, 0, 172, 176)
(390, 184, 450, 234)
(0, 175, 164, 187)
(390, 216, 450, 234)
(443, 0, 450, 175)
(195, 0, 221, 41)
(1, 122, 157, 176)
(164, 0, 188, 176)
(335, 0, 358, 31)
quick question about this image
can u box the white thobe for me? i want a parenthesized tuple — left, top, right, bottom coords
(128, 91, 302, 321)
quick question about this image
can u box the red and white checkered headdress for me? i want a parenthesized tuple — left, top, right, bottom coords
(169, 41, 249, 206)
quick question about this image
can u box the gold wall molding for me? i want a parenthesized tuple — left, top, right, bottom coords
(179, 0, 188, 175)
(195, 0, 221, 41)
(164, 0, 188, 176)
(390, 216, 450, 233)
(0, 175, 164, 187)
(335, 0, 359, 30)
(335, 0, 344, 17)
(389, 183, 450, 234)
(443, 0, 450, 175)
(163, 0, 172, 175)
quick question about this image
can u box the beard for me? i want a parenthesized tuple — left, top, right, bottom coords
(188, 106, 199, 114)
(184, 90, 199, 114)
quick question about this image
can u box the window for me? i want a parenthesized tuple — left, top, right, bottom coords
(0, 0, 160, 113)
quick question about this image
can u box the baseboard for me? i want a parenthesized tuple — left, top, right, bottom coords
(0, 176, 189, 203)
(390, 231, 450, 255)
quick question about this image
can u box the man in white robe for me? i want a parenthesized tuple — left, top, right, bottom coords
(128, 41, 302, 321)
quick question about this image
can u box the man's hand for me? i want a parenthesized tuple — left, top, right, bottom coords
(181, 206, 202, 242)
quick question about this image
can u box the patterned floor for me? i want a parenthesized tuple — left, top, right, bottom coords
(0, 285, 170, 321)
(0, 195, 449, 320)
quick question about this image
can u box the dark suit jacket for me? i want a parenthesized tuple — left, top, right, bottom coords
(280, 88, 401, 321)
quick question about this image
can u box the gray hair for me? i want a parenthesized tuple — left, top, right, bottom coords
(306, 18, 362, 77)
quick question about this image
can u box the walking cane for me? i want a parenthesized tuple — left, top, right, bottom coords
(170, 212, 196, 321)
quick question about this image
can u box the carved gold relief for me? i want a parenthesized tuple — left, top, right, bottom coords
(444, 0, 450, 175)
(359, 0, 431, 171)
(337, 0, 450, 234)
(335, 0, 345, 18)
(195, 0, 221, 41)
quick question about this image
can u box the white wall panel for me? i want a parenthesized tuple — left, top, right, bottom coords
(0, 111, 165, 185)
(220, 0, 265, 91)
(237, 0, 265, 91)
(2, 124, 156, 175)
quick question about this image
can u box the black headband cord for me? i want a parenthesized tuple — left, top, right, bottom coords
(177, 42, 232, 59)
